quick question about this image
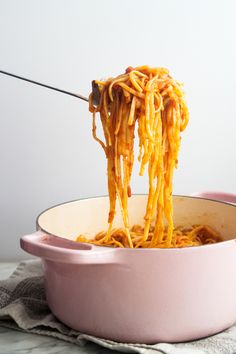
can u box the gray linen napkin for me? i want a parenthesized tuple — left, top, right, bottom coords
(0, 260, 236, 354)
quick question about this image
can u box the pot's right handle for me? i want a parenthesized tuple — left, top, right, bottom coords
(191, 191, 236, 204)
(20, 231, 119, 264)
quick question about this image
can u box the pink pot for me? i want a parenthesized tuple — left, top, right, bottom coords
(21, 193, 236, 343)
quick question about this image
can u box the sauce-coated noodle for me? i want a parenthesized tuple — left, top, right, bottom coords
(77, 66, 221, 248)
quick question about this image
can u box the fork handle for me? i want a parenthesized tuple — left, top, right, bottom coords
(0, 70, 89, 102)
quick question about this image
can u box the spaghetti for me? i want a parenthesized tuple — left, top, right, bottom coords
(77, 66, 220, 248)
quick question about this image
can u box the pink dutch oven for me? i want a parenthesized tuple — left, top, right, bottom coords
(21, 192, 236, 344)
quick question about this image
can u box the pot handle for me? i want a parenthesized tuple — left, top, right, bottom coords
(20, 231, 119, 264)
(191, 191, 236, 204)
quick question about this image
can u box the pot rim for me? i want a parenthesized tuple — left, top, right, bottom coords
(36, 194, 236, 251)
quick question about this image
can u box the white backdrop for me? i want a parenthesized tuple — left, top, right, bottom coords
(0, 0, 235, 260)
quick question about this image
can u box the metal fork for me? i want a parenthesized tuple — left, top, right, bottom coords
(0, 70, 100, 106)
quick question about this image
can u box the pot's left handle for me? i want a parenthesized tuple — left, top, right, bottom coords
(20, 231, 119, 264)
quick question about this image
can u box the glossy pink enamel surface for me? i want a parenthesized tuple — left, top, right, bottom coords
(21, 193, 236, 343)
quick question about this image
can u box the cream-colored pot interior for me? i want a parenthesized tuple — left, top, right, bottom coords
(37, 195, 236, 242)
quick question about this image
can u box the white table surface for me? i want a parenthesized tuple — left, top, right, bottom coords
(0, 262, 118, 354)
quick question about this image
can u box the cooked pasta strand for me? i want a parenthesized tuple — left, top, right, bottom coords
(77, 66, 221, 248)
